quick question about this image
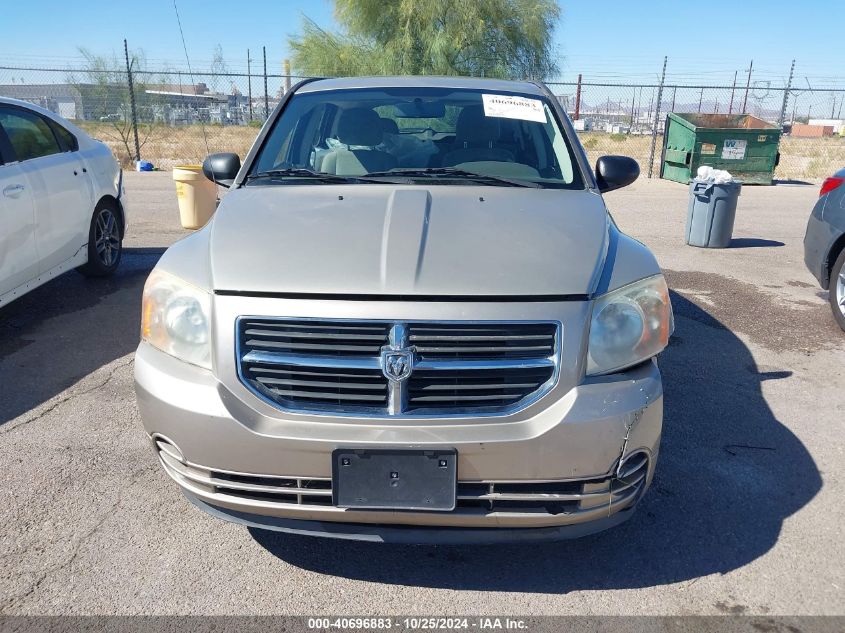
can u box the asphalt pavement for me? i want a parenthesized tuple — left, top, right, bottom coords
(1, 173, 843, 615)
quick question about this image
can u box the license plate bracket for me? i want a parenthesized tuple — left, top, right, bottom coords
(332, 449, 457, 511)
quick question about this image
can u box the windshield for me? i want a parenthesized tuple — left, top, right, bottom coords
(248, 86, 584, 189)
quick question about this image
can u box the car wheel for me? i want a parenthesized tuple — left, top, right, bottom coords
(77, 202, 123, 277)
(830, 248, 845, 332)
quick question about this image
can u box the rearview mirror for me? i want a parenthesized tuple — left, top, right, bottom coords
(202, 153, 241, 188)
(595, 155, 639, 193)
(393, 99, 446, 118)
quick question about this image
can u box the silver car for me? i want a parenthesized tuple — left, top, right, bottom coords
(134, 77, 674, 543)
(804, 168, 845, 331)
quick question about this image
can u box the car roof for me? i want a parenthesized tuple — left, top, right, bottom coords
(295, 75, 547, 96)
(0, 96, 91, 144)
(0, 95, 64, 118)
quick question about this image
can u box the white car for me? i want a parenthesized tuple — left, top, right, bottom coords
(0, 97, 128, 308)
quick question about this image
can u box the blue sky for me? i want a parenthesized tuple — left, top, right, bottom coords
(1, 0, 841, 87)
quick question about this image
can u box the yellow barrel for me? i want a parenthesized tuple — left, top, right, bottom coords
(172, 164, 218, 230)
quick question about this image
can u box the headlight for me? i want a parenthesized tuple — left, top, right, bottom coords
(587, 274, 673, 376)
(141, 269, 212, 369)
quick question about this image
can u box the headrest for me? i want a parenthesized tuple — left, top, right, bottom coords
(454, 105, 499, 145)
(337, 108, 383, 146)
(379, 117, 399, 135)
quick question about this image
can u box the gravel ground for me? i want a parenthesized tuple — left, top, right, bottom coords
(1, 173, 843, 616)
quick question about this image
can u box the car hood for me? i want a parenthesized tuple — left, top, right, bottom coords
(209, 184, 609, 296)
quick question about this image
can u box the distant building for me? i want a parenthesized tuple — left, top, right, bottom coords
(791, 123, 835, 138)
(808, 118, 845, 134)
(0, 83, 86, 119)
(143, 82, 250, 125)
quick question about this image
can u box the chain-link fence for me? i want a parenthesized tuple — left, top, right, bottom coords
(2, 62, 844, 180)
(548, 79, 845, 181)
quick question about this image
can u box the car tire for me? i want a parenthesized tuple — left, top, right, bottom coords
(829, 247, 845, 332)
(77, 202, 123, 277)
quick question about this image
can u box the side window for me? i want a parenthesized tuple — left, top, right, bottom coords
(0, 106, 62, 162)
(51, 122, 79, 152)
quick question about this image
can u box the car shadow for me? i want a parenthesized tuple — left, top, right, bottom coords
(0, 248, 164, 426)
(729, 238, 785, 248)
(249, 291, 821, 591)
(773, 179, 814, 186)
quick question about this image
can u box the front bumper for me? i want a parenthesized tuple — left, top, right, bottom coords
(135, 341, 663, 541)
(804, 200, 840, 289)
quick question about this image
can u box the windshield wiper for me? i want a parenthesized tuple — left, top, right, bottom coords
(246, 168, 365, 184)
(361, 167, 542, 188)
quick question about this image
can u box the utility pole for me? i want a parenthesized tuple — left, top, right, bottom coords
(124, 39, 141, 163)
(647, 88, 654, 121)
(247, 49, 253, 122)
(728, 70, 737, 114)
(647, 56, 667, 179)
(263, 46, 269, 119)
(574, 74, 582, 120)
(636, 86, 643, 129)
(742, 60, 753, 113)
(284, 59, 291, 94)
(778, 59, 795, 126)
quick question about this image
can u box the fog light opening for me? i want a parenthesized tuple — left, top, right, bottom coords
(611, 450, 650, 499)
(151, 433, 186, 464)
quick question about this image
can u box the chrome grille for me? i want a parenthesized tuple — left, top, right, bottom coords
(407, 366, 554, 409)
(237, 318, 560, 416)
(240, 318, 390, 357)
(409, 323, 557, 360)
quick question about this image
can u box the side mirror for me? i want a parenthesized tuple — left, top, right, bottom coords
(202, 152, 241, 188)
(595, 155, 639, 193)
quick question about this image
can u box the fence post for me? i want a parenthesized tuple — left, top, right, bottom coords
(247, 49, 253, 122)
(778, 59, 795, 126)
(574, 74, 581, 120)
(284, 59, 291, 95)
(124, 38, 141, 163)
(647, 56, 667, 179)
(263, 46, 269, 120)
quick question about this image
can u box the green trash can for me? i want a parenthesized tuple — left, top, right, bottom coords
(661, 113, 781, 185)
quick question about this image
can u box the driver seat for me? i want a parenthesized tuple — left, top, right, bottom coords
(322, 108, 397, 176)
(441, 105, 514, 167)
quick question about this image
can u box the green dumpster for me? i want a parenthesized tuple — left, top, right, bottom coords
(660, 113, 781, 185)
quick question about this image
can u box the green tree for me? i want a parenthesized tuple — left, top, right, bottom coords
(69, 48, 160, 165)
(289, 0, 560, 79)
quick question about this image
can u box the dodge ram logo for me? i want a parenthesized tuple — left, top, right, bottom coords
(381, 349, 413, 382)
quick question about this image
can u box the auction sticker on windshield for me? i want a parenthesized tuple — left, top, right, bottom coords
(482, 94, 547, 123)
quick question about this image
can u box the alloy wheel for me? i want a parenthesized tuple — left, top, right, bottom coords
(94, 208, 120, 267)
(837, 266, 845, 318)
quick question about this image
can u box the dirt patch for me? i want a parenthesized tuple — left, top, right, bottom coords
(665, 269, 842, 353)
(786, 280, 815, 288)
